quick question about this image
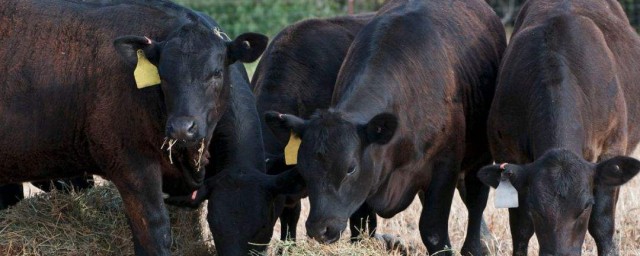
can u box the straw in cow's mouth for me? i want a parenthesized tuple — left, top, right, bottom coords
(194, 138, 205, 172)
(161, 137, 178, 164)
(161, 137, 205, 172)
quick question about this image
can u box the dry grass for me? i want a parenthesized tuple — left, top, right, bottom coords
(268, 176, 640, 256)
(0, 175, 637, 255)
(0, 183, 213, 256)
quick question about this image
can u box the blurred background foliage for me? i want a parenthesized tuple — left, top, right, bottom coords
(175, 0, 385, 38)
(175, 0, 640, 39)
(173, 0, 640, 76)
(487, 0, 640, 27)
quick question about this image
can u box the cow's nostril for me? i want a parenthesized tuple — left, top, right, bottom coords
(168, 117, 199, 141)
(320, 226, 328, 236)
(186, 121, 197, 135)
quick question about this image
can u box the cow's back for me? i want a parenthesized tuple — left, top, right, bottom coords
(596, 3, 640, 152)
(252, 14, 373, 155)
(253, 14, 373, 119)
(489, 0, 640, 162)
(333, 0, 505, 160)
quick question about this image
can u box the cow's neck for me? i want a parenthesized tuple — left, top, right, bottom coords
(526, 83, 591, 161)
(333, 79, 394, 124)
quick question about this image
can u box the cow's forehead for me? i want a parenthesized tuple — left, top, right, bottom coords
(528, 158, 593, 209)
(309, 120, 357, 144)
(164, 37, 223, 55)
(163, 24, 226, 54)
(533, 149, 592, 173)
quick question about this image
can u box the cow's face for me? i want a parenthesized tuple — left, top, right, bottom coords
(113, 24, 267, 188)
(163, 168, 304, 255)
(180, 168, 304, 255)
(478, 149, 640, 254)
(265, 110, 397, 243)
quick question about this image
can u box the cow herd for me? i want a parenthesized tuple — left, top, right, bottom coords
(1, 0, 639, 255)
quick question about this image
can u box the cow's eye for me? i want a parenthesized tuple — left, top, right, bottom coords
(347, 166, 357, 175)
(583, 200, 594, 212)
(578, 200, 594, 218)
(211, 69, 223, 80)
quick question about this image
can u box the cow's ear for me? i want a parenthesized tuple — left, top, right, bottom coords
(227, 33, 268, 63)
(265, 154, 287, 173)
(363, 113, 397, 145)
(595, 156, 640, 186)
(478, 163, 528, 190)
(264, 168, 306, 196)
(264, 111, 307, 137)
(113, 36, 162, 67)
(477, 164, 502, 188)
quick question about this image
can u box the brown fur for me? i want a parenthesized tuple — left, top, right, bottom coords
(266, 0, 506, 255)
(484, 0, 640, 255)
(0, 1, 267, 255)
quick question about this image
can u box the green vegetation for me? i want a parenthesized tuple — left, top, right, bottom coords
(174, 0, 384, 38)
(173, 0, 384, 78)
(175, 0, 640, 39)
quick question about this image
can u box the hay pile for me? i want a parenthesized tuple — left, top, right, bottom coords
(0, 183, 213, 256)
(266, 236, 420, 256)
(3, 177, 637, 256)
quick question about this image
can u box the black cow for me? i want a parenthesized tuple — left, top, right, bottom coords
(477, 0, 640, 255)
(168, 167, 304, 256)
(265, 0, 506, 255)
(0, 0, 266, 255)
(164, 60, 305, 255)
(251, 14, 377, 242)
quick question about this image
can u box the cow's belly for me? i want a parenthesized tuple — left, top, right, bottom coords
(0, 140, 94, 183)
(0, 93, 93, 183)
(0, 161, 91, 184)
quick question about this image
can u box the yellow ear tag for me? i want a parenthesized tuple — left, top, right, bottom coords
(284, 132, 301, 165)
(134, 49, 161, 89)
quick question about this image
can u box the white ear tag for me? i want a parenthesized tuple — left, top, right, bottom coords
(495, 178, 519, 208)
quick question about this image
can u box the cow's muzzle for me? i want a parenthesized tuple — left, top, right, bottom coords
(306, 217, 346, 244)
(167, 116, 201, 143)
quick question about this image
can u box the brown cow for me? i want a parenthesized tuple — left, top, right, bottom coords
(478, 0, 640, 255)
(0, 0, 266, 254)
(265, 0, 506, 255)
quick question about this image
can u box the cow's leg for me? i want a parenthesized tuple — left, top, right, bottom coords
(349, 202, 376, 241)
(280, 202, 301, 241)
(419, 160, 458, 255)
(458, 169, 491, 256)
(367, 204, 377, 236)
(0, 183, 24, 210)
(588, 185, 620, 256)
(110, 161, 170, 256)
(508, 195, 534, 256)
